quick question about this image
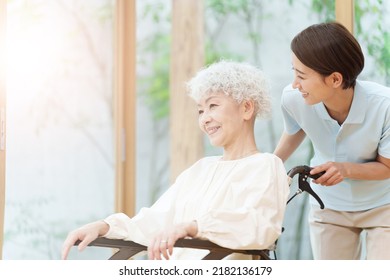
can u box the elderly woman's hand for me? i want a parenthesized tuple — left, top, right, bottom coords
(61, 220, 109, 260)
(148, 221, 198, 260)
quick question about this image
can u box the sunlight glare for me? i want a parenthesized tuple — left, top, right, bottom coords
(7, 16, 66, 97)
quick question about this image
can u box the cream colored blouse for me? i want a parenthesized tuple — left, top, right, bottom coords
(103, 153, 290, 259)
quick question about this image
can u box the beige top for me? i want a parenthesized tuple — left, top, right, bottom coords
(103, 153, 290, 259)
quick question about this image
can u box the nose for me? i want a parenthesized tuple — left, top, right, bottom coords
(199, 111, 211, 127)
(292, 76, 301, 90)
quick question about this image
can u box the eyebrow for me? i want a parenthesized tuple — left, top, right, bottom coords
(292, 66, 305, 75)
(197, 96, 219, 107)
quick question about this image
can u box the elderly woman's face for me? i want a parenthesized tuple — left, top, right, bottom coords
(197, 92, 246, 148)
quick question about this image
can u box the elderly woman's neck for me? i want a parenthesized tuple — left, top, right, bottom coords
(222, 137, 259, 161)
(221, 148, 259, 161)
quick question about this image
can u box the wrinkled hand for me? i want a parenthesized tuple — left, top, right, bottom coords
(61, 220, 109, 260)
(148, 221, 198, 260)
(310, 161, 346, 186)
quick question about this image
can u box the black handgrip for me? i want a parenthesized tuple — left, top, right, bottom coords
(308, 168, 325, 180)
(287, 165, 310, 178)
(287, 165, 325, 179)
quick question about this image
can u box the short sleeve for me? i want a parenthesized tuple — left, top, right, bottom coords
(281, 85, 302, 135)
(378, 108, 390, 158)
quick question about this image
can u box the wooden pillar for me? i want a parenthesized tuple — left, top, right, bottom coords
(336, 0, 354, 33)
(0, 0, 6, 260)
(114, 0, 136, 216)
(170, 0, 204, 182)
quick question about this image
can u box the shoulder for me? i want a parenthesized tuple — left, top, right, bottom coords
(281, 84, 304, 108)
(173, 156, 219, 181)
(357, 80, 390, 100)
(235, 154, 289, 191)
(239, 153, 286, 174)
(282, 84, 298, 99)
(179, 156, 220, 174)
(259, 153, 285, 170)
(252, 152, 284, 163)
(356, 81, 390, 115)
(193, 156, 221, 166)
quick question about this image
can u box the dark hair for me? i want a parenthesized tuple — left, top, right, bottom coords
(291, 22, 364, 89)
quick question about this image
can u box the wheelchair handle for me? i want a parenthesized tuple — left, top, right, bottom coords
(287, 165, 324, 179)
(287, 165, 325, 209)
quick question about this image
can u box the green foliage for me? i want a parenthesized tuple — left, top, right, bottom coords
(205, 41, 245, 66)
(310, 0, 335, 21)
(137, 3, 171, 120)
(138, 0, 267, 120)
(287, 0, 334, 22)
(207, 0, 259, 15)
(95, 2, 114, 24)
(138, 33, 171, 120)
(287, 0, 390, 84)
(205, 0, 266, 65)
(355, 0, 390, 83)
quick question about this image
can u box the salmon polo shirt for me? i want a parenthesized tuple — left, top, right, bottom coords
(281, 80, 390, 211)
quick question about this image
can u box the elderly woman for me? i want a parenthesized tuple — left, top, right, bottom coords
(62, 61, 290, 260)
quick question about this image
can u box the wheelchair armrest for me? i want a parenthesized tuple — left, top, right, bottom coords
(76, 237, 270, 260)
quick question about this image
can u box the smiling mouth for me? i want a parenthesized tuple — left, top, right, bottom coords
(206, 126, 220, 135)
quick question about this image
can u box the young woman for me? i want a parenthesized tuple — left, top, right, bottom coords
(62, 61, 290, 260)
(274, 22, 390, 260)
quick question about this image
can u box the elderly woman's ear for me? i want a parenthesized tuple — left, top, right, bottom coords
(242, 99, 256, 120)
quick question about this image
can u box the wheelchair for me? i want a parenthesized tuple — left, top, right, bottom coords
(75, 165, 324, 260)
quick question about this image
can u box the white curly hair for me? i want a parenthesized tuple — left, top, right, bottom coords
(186, 60, 271, 119)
